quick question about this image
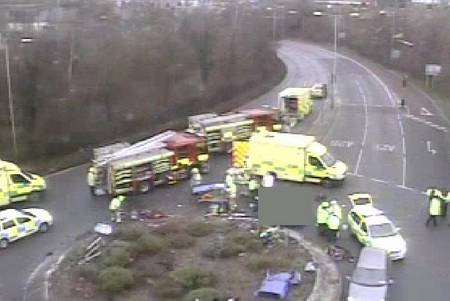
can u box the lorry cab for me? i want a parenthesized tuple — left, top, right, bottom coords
(239, 108, 281, 132)
(164, 132, 209, 173)
(0, 161, 46, 206)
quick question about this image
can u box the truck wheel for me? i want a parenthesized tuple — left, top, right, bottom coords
(39, 222, 49, 233)
(0, 239, 9, 249)
(138, 181, 152, 194)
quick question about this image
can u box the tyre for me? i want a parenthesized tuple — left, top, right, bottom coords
(138, 181, 151, 194)
(0, 239, 9, 249)
(39, 222, 49, 233)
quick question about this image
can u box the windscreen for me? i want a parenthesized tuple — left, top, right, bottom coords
(369, 223, 396, 238)
(351, 268, 387, 286)
(321, 153, 337, 167)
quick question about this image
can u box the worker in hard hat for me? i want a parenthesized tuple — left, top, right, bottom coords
(87, 167, 96, 195)
(109, 195, 126, 222)
(426, 189, 442, 227)
(190, 168, 202, 188)
(316, 201, 330, 236)
(330, 199, 342, 220)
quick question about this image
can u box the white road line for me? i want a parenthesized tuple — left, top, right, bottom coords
(314, 47, 408, 187)
(354, 81, 368, 175)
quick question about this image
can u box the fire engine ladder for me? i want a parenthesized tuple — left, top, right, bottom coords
(95, 131, 177, 166)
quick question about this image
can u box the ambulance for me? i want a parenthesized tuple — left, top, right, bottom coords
(0, 161, 46, 207)
(232, 132, 347, 186)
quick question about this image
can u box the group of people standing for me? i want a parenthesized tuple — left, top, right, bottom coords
(425, 187, 450, 227)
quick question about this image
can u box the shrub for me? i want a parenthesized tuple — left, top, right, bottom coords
(116, 223, 148, 241)
(183, 288, 222, 301)
(186, 222, 214, 237)
(168, 233, 195, 249)
(201, 241, 244, 259)
(98, 267, 134, 293)
(153, 221, 182, 236)
(74, 264, 99, 282)
(170, 267, 217, 290)
(246, 255, 291, 272)
(154, 277, 184, 298)
(101, 248, 132, 267)
(130, 233, 167, 256)
(133, 260, 167, 280)
(229, 233, 262, 252)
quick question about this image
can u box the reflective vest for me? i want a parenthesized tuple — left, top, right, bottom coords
(331, 204, 342, 220)
(225, 174, 234, 187)
(248, 179, 259, 191)
(317, 205, 329, 224)
(109, 197, 122, 211)
(429, 197, 441, 216)
(228, 184, 237, 198)
(327, 213, 340, 230)
(87, 171, 95, 187)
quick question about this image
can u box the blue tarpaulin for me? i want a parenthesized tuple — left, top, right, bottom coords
(256, 271, 302, 299)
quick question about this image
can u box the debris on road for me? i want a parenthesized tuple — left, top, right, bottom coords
(304, 261, 318, 272)
(327, 245, 354, 262)
(94, 223, 114, 235)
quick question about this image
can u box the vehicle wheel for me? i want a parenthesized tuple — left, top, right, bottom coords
(138, 181, 151, 194)
(323, 179, 335, 188)
(39, 222, 49, 233)
(0, 239, 9, 249)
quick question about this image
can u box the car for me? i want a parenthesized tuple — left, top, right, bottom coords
(347, 206, 406, 260)
(0, 208, 53, 248)
(347, 247, 393, 301)
(311, 83, 327, 99)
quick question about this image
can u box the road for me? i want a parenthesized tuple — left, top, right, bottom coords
(0, 40, 448, 301)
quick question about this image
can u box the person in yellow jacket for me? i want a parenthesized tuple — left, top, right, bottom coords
(330, 199, 342, 220)
(316, 201, 330, 235)
(87, 167, 96, 195)
(248, 176, 259, 200)
(110, 195, 126, 222)
(426, 190, 441, 227)
(326, 212, 341, 242)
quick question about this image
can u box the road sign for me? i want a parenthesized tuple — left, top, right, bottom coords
(425, 64, 441, 76)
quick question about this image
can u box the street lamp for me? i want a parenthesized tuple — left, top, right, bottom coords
(3, 37, 18, 157)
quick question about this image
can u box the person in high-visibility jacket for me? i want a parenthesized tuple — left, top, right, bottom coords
(87, 167, 96, 195)
(426, 191, 441, 227)
(227, 183, 238, 210)
(330, 199, 342, 220)
(316, 201, 330, 235)
(248, 176, 259, 200)
(190, 168, 202, 188)
(109, 195, 126, 222)
(326, 212, 341, 242)
(225, 169, 234, 189)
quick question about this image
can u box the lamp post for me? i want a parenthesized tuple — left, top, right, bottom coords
(4, 38, 18, 158)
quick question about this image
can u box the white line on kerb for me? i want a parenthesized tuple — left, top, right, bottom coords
(354, 81, 368, 175)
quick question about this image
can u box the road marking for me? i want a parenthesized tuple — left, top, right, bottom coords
(420, 107, 434, 116)
(427, 141, 437, 155)
(348, 173, 423, 195)
(404, 114, 448, 132)
(315, 48, 408, 187)
(330, 140, 354, 148)
(340, 103, 394, 109)
(375, 144, 396, 152)
(353, 81, 368, 175)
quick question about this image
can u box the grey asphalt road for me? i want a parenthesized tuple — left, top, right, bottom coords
(0, 40, 449, 301)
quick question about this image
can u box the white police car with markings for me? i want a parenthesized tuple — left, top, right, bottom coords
(0, 208, 53, 248)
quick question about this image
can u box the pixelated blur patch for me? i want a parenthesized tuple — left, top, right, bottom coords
(259, 184, 315, 226)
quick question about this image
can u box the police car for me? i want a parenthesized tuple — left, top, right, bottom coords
(347, 206, 407, 260)
(0, 208, 53, 248)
